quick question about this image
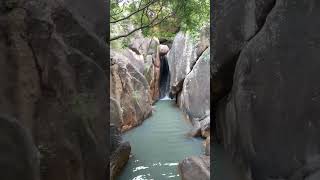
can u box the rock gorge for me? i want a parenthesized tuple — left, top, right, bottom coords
(110, 25, 210, 179)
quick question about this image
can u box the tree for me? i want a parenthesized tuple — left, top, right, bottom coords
(110, 0, 210, 42)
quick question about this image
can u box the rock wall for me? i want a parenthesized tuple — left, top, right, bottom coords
(110, 50, 153, 131)
(214, 0, 320, 179)
(167, 28, 210, 180)
(166, 28, 210, 138)
(0, 0, 108, 180)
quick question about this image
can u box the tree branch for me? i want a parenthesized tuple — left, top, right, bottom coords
(110, 0, 159, 23)
(110, 14, 172, 41)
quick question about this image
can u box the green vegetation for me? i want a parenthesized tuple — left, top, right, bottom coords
(110, 0, 210, 42)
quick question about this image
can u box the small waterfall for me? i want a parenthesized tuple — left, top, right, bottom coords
(159, 55, 171, 100)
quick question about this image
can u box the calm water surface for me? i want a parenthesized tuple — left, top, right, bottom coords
(118, 100, 203, 180)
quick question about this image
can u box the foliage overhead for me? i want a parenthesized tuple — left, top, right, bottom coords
(110, 0, 210, 41)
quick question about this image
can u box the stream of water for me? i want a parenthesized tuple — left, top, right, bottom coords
(118, 100, 204, 180)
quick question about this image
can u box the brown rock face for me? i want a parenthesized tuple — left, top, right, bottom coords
(129, 37, 161, 102)
(110, 50, 152, 131)
(178, 155, 210, 180)
(0, 0, 108, 180)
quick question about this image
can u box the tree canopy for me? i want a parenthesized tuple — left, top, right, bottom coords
(110, 0, 210, 41)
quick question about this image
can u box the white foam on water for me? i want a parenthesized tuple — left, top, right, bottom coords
(160, 94, 172, 101)
(132, 175, 154, 180)
(163, 162, 179, 166)
(133, 166, 149, 172)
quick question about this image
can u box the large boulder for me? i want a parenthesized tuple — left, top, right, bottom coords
(128, 37, 161, 102)
(166, 32, 197, 96)
(122, 48, 145, 74)
(159, 44, 170, 55)
(111, 50, 152, 131)
(167, 27, 209, 98)
(0, 0, 108, 180)
(178, 155, 210, 180)
(215, 0, 320, 179)
(179, 48, 210, 131)
(110, 125, 131, 180)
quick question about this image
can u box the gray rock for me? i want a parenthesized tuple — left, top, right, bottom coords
(200, 116, 210, 138)
(214, 0, 320, 179)
(166, 32, 197, 96)
(159, 44, 170, 55)
(180, 48, 210, 120)
(189, 120, 201, 137)
(129, 37, 159, 57)
(178, 155, 210, 180)
(0, 0, 108, 179)
(196, 25, 210, 58)
(122, 49, 145, 74)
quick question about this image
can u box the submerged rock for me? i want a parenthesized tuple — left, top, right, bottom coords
(178, 155, 210, 180)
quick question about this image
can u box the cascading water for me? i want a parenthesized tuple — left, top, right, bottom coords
(159, 55, 171, 100)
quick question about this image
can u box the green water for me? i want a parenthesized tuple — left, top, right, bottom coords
(118, 100, 204, 180)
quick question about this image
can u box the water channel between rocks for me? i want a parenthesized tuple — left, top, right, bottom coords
(118, 99, 204, 180)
